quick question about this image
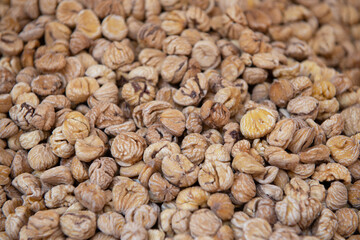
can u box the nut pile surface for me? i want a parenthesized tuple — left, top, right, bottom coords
(0, 0, 360, 239)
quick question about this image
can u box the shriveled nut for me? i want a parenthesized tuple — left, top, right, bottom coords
(121, 222, 148, 240)
(335, 208, 358, 237)
(254, 166, 279, 184)
(60, 211, 96, 239)
(66, 77, 99, 104)
(49, 126, 74, 158)
(121, 81, 156, 106)
(75, 9, 101, 39)
(75, 135, 105, 162)
(200, 100, 230, 128)
(40, 166, 73, 186)
(186, 6, 210, 32)
(176, 187, 210, 211)
(173, 73, 209, 106)
(44, 185, 76, 208)
(97, 212, 125, 238)
(112, 177, 149, 214)
(265, 146, 300, 170)
(287, 96, 319, 120)
(0, 94, 12, 113)
(110, 132, 146, 167)
(243, 218, 272, 240)
(28, 143, 58, 171)
(0, 118, 18, 139)
(31, 74, 66, 97)
(89, 157, 117, 190)
(159, 109, 185, 136)
(312, 162, 351, 184)
(267, 118, 296, 149)
(287, 127, 316, 154)
(298, 197, 322, 230)
(28, 102, 56, 131)
(240, 107, 277, 139)
(312, 80, 336, 101)
(19, 130, 47, 150)
(21, 210, 59, 239)
(192, 40, 220, 70)
(232, 152, 265, 175)
(326, 181, 348, 211)
(137, 23, 166, 49)
(326, 135, 360, 166)
(125, 204, 159, 229)
(349, 181, 360, 208)
(62, 111, 90, 145)
(0, 31, 24, 56)
(205, 144, 230, 163)
(143, 141, 180, 170)
(275, 196, 300, 226)
(257, 184, 283, 201)
(74, 181, 107, 212)
(161, 55, 188, 84)
(312, 208, 338, 240)
(148, 172, 180, 203)
(321, 114, 344, 138)
(299, 144, 330, 164)
(2, 198, 23, 217)
(289, 163, 316, 179)
(207, 193, 234, 221)
(214, 86, 242, 117)
(5, 206, 31, 240)
(35, 52, 67, 73)
(102, 42, 134, 70)
(0, 165, 10, 185)
(221, 55, 245, 81)
(181, 133, 208, 165)
(189, 209, 222, 237)
(70, 156, 89, 183)
(284, 177, 309, 201)
(101, 15, 128, 41)
(341, 104, 360, 136)
(162, 153, 199, 188)
(198, 160, 234, 192)
(231, 173, 256, 205)
(269, 79, 294, 107)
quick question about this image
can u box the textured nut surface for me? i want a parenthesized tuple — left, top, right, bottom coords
(97, 211, 125, 238)
(326, 135, 360, 166)
(110, 132, 146, 167)
(28, 143, 58, 171)
(112, 177, 149, 214)
(162, 153, 199, 188)
(74, 181, 107, 212)
(0, 0, 359, 238)
(189, 209, 222, 237)
(60, 211, 96, 239)
(240, 107, 277, 139)
(62, 111, 90, 144)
